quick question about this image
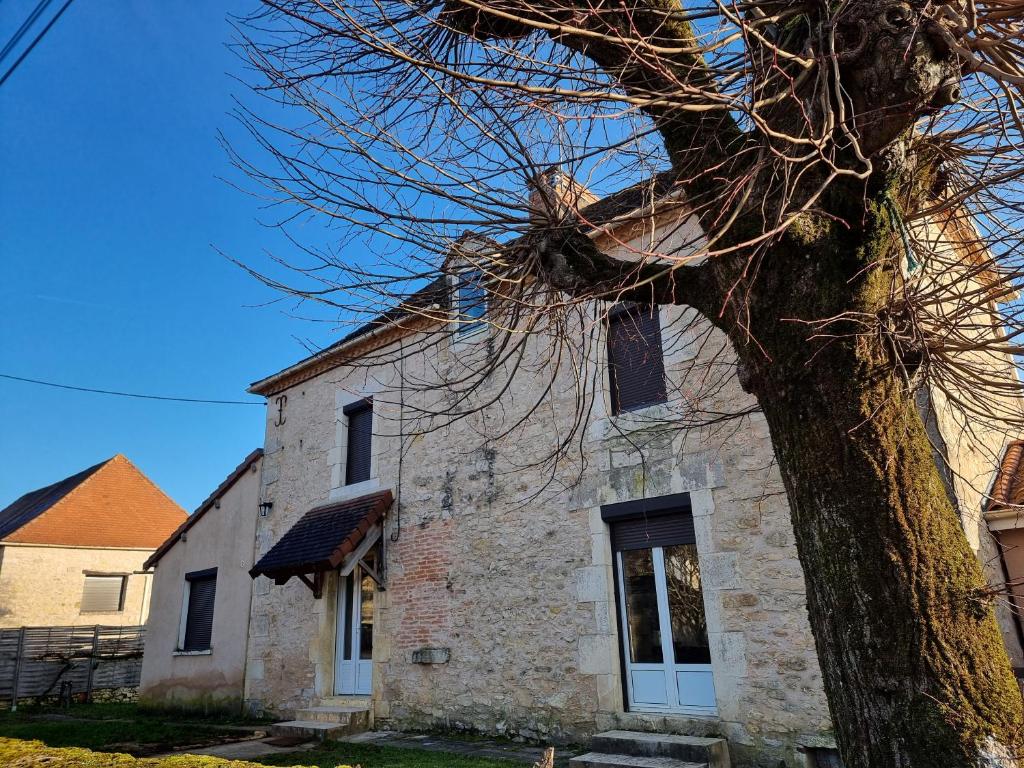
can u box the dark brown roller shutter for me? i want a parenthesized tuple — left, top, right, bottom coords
(607, 305, 667, 414)
(183, 570, 217, 651)
(610, 513, 696, 551)
(344, 400, 373, 485)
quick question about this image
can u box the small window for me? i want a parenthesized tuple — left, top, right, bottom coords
(454, 270, 487, 335)
(182, 569, 217, 652)
(81, 575, 126, 613)
(607, 304, 668, 414)
(344, 399, 373, 485)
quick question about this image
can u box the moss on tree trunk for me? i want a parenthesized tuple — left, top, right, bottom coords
(728, 196, 1024, 767)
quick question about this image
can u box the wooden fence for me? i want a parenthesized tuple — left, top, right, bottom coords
(0, 625, 145, 708)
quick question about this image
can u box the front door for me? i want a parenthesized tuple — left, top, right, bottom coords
(616, 543, 716, 714)
(334, 562, 374, 695)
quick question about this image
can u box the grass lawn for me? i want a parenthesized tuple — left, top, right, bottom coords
(0, 703, 259, 755)
(257, 741, 521, 768)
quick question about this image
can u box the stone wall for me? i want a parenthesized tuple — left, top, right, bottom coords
(243, 303, 837, 766)
(0, 544, 152, 628)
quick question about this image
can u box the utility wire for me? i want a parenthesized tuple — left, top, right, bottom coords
(0, 0, 55, 66)
(0, 374, 264, 406)
(0, 0, 76, 89)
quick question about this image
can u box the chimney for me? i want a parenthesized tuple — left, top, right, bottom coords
(528, 168, 599, 223)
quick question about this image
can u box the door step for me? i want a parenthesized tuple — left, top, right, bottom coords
(570, 754, 706, 768)
(589, 731, 729, 768)
(271, 705, 370, 740)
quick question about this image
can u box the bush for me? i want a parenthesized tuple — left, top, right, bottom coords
(0, 738, 348, 768)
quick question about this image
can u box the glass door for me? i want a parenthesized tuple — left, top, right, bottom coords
(616, 544, 715, 714)
(334, 561, 375, 695)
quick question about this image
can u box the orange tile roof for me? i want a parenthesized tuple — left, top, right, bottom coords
(0, 455, 187, 548)
(991, 441, 1024, 511)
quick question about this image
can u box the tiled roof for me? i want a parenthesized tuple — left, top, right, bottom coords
(250, 490, 393, 580)
(0, 460, 106, 539)
(247, 174, 681, 396)
(144, 449, 264, 570)
(991, 441, 1024, 510)
(0, 455, 187, 548)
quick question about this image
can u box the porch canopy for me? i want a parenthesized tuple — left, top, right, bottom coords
(249, 489, 393, 598)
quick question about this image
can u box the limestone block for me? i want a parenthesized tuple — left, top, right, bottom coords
(575, 566, 609, 603)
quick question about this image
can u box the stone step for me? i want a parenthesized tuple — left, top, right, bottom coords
(590, 731, 730, 768)
(319, 695, 371, 708)
(294, 705, 370, 724)
(270, 720, 353, 741)
(569, 753, 706, 768)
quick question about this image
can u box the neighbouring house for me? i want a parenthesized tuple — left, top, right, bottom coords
(0, 455, 187, 628)
(236, 177, 1024, 766)
(138, 449, 263, 712)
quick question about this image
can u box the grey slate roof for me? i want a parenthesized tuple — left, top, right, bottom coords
(0, 459, 108, 540)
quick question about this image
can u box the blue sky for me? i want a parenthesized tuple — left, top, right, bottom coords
(0, 1, 342, 511)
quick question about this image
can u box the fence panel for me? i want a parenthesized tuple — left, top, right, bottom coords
(0, 624, 145, 706)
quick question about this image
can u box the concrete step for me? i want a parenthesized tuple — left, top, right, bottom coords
(294, 705, 370, 724)
(590, 731, 729, 768)
(270, 720, 353, 740)
(569, 753, 706, 768)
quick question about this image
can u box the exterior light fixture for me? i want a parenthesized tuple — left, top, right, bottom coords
(258, 501, 273, 517)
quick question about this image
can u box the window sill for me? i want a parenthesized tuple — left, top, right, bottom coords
(590, 401, 674, 440)
(329, 477, 381, 502)
(173, 649, 212, 656)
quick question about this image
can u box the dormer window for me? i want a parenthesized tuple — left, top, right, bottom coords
(454, 269, 487, 336)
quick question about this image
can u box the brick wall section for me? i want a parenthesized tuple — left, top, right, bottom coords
(388, 518, 453, 652)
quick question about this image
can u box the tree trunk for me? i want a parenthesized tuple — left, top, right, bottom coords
(733, 206, 1024, 766)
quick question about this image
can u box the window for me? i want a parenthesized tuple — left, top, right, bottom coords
(344, 399, 373, 485)
(454, 270, 487, 336)
(607, 304, 667, 414)
(181, 568, 217, 652)
(81, 574, 126, 613)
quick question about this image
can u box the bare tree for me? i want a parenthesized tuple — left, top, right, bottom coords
(228, 1, 1024, 765)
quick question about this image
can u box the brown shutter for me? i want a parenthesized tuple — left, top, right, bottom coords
(607, 305, 667, 414)
(344, 399, 373, 485)
(602, 493, 695, 551)
(183, 570, 217, 651)
(610, 514, 696, 551)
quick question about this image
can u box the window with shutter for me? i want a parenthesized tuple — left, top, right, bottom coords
(182, 569, 217, 652)
(80, 575, 126, 613)
(344, 399, 373, 485)
(607, 305, 668, 414)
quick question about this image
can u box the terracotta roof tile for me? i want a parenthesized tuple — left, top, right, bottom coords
(991, 441, 1024, 510)
(250, 490, 392, 580)
(0, 455, 187, 548)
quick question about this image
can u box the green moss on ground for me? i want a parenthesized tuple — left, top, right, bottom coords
(0, 739, 331, 768)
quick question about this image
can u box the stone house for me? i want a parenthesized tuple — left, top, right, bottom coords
(0, 454, 187, 628)
(138, 449, 263, 712)
(240, 183, 1024, 767)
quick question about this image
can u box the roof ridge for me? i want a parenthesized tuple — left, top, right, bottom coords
(107, 455, 187, 517)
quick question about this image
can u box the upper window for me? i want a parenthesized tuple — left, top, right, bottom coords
(181, 568, 217, 652)
(454, 270, 487, 336)
(344, 399, 373, 485)
(81, 574, 127, 613)
(607, 305, 668, 414)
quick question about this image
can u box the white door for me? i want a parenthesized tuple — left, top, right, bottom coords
(616, 544, 716, 714)
(334, 564, 375, 695)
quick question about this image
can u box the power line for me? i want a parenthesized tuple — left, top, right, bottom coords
(0, 0, 76, 89)
(0, 374, 264, 406)
(0, 0, 55, 66)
